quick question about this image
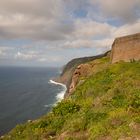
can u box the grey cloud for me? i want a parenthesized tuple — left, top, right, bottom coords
(0, 18, 74, 41)
(90, 0, 140, 23)
(0, 0, 64, 19)
(0, 0, 140, 67)
(0, 0, 74, 41)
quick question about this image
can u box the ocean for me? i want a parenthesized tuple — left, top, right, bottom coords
(0, 66, 66, 136)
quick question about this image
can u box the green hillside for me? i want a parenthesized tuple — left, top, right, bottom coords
(2, 57, 140, 140)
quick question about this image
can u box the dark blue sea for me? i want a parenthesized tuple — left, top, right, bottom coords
(0, 66, 66, 136)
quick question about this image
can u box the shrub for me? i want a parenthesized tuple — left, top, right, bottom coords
(130, 92, 140, 111)
(111, 95, 128, 108)
(52, 100, 80, 116)
(105, 95, 128, 108)
(36, 120, 49, 129)
(85, 110, 107, 123)
(49, 117, 65, 131)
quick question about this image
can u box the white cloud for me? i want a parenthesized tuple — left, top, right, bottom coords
(73, 19, 115, 39)
(0, 47, 14, 57)
(0, 50, 4, 56)
(62, 37, 114, 49)
(37, 58, 47, 62)
(113, 20, 140, 37)
(15, 51, 37, 60)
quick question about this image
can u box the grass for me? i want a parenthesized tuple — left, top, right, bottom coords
(2, 59, 140, 140)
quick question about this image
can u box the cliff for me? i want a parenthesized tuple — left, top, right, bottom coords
(111, 33, 140, 63)
(1, 33, 140, 140)
(56, 51, 110, 97)
(68, 51, 110, 96)
(58, 33, 140, 96)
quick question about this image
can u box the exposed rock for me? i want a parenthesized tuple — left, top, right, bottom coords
(57, 51, 110, 97)
(111, 33, 140, 63)
(69, 63, 92, 94)
(27, 120, 32, 123)
(67, 52, 111, 96)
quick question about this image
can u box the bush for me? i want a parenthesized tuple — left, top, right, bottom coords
(104, 95, 128, 108)
(111, 95, 128, 108)
(85, 110, 108, 123)
(130, 92, 140, 111)
(52, 100, 80, 116)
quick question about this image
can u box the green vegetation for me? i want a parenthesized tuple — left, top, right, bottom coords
(52, 101, 80, 116)
(2, 59, 140, 140)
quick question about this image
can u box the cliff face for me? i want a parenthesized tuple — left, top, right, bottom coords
(66, 33, 140, 96)
(57, 51, 110, 97)
(111, 33, 140, 63)
(68, 52, 110, 96)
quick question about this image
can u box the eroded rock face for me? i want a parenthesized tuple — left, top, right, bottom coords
(69, 64, 92, 94)
(57, 51, 110, 97)
(111, 33, 140, 63)
(67, 52, 111, 96)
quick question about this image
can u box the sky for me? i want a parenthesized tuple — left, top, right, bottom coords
(0, 0, 140, 67)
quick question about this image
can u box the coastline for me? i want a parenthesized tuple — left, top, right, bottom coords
(49, 79, 67, 102)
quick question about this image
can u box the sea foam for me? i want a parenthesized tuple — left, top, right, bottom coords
(49, 80, 67, 102)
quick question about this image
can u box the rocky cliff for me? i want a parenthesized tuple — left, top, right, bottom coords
(68, 52, 110, 96)
(111, 33, 140, 63)
(56, 51, 110, 97)
(64, 33, 140, 97)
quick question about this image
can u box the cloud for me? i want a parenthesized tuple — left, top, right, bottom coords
(113, 19, 140, 37)
(62, 38, 113, 49)
(0, 0, 139, 41)
(0, 0, 64, 19)
(0, 46, 14, 58)
(0, 0, 140, 66)
(38, 58, 47, 62)
(73, 19, 114, 39)
(0, 50, 5, 56)
(15, 51, 37, 60)
(90, 0, 140, 23)
(0, 0, 74, 41)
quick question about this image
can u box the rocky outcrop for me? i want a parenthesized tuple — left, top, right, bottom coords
(57, 51, 110, 97)
(68, 52, 111, 96)
(69, 63, 93, 94)
(111, 33, 140, 63)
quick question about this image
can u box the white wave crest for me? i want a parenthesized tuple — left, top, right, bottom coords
(44, 104, 54, 108)
(49, 80, 67, 102)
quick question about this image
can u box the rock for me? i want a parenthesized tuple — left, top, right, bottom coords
(68, 63, 92, 94)
(0, 136, 4, 139)
(27, 120, 32, 123)
(111, 33, 140, 63)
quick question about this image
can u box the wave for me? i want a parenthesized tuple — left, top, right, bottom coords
(44, 104, 54, 108)
(49, 80, 67, 102)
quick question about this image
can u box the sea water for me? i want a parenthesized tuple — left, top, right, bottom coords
(0, 66, 66, 135)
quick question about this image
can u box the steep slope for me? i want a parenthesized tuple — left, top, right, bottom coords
(56, 51, 110, 97)
(2, 56, 140, 140)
